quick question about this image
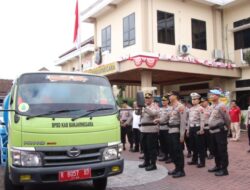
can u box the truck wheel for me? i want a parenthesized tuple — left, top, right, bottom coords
(4, 166, 23, 190)
(93, 177, 107, 190)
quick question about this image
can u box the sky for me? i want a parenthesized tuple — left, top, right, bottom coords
(0, 0, 96, 80)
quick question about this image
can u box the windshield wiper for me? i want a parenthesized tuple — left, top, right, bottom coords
(26, 109, 82, 120)
(72, 108, 114, 121)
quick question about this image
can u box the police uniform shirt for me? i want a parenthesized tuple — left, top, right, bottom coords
(188, 104, 205, 130)
(168, 102, 186, 139)
(120, 106, 133, 126)
(140, 102, 160, 133)
(159, 106, 172, 130)
(208, 103, 231, 128)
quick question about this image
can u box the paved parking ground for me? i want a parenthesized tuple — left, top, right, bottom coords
(0, 132, 249, 190)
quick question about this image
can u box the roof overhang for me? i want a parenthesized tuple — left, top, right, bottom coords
(80, 0, 242, 23)
(81, 0, 123, 23)
(55, 44, 94, 66)
(107, 59, 241, 86)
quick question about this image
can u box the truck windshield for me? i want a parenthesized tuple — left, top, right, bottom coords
(16, 73, 117, 118)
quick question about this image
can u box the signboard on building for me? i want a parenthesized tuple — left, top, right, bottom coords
(84, 62, 118, 75)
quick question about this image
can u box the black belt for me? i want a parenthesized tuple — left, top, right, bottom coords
(210, 124, 225, 130)
(168, 124, 180, 128)
(139, 122, 156, 127)
(205, 124, 209, 126)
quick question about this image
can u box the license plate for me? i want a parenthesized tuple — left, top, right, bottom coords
(59, 168, 92, 182)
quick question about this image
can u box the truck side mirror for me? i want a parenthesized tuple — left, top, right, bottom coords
(136, 92, 145, 108)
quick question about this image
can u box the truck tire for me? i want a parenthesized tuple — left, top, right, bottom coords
(4, 166, 23, 190)
(93, 177, 107, 190)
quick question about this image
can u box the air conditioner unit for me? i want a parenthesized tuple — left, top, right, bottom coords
(179, 44, 190, 55)
(213, 49, 224, 59)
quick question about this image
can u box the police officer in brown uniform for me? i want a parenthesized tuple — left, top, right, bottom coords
(167, 91, 186, 178)
(158, 95, 172, 163)
(200, 97, 214, 159)
(187, 93, 206, 168)
(138, 92, 160, 171)
(208, 89, 231, 176)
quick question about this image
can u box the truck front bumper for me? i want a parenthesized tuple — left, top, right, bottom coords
(9, 158, 124, 185)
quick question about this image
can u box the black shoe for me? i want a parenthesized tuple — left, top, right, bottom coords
(208, 166, 220, 172)
(207, 154, 214, 160)
(172, 171, 186, 178)
(197, 163, 205, 168)
(158, 157, 167, 161)
(187, 161, 197, 165)
(215, 170, 229, 176)
(138, 162, 149, 168)
(145, 164, 157, 171)
(165, 158, 172, 164)
(168, 169, 177, 175)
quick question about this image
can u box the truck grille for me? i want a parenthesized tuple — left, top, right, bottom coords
(37, 145, 105, 167)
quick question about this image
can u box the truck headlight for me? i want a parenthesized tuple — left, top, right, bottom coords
(102, 143, 123, 161)
(11, 148, 42, 167)
(103, 147, 118, 161)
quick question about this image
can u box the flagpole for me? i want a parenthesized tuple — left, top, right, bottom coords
(73, 0, 81, 72)
(79, 45, 82, 72)
(78, 0, 81, 72)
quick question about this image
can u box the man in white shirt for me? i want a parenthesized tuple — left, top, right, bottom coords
(131, 101, 141, 152)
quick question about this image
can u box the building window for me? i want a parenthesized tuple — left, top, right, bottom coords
(234, 17, 250, 28)
(192, 18, 207, 50)
(101, 25, 111, 52)
(157, 11, 175, 45)
(234, 28, 250, 50)
(123, 13, 135, 47)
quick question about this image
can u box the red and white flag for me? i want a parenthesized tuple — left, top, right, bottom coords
(73, 0, 80, 47)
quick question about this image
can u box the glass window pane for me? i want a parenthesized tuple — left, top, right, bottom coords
(124, 41, 129, 47)
(129, 29, 135, 40)
(107, 26, 111, 40)
(124, 32, 129, 41)
(157, 10, 175, 45)
(129, 13, 135, 30)
(192, 19, 206, 50)
(123, 17, 129, 32)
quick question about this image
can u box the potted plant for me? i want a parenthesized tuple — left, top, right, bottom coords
(240, 114, 246, 130)
(244, 50, 250, 64)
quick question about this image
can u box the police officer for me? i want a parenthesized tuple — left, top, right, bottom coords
(158, 95, 172, 163)
(187, 93, 206, 168)
(208, 89, 231, 176)
(167, 91, 186, 178)
(138, 92, 160, 171)
(120, 100, 133, 151)
(200, 97, 214, 159)
(184, 102, 192, 158)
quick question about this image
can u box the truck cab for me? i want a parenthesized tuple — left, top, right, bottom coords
(3, 72, 123, 190)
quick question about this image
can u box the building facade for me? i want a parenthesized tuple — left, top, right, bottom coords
(0, 79, 13, 106)
(58, 0, 250, 109)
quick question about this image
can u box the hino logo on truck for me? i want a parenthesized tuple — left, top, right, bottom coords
(67, 147, 81, 157)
